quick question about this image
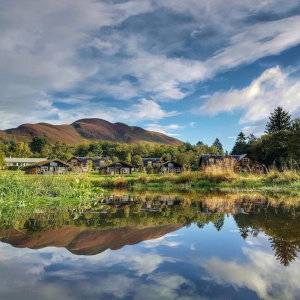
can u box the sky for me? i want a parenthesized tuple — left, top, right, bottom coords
(1, 0, 300, 150)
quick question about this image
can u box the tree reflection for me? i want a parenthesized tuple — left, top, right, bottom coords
(0, 192, 299, 265)
(270, 237, 299, 267)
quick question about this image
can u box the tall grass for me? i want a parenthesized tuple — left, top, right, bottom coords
(92, 168, 300, 193)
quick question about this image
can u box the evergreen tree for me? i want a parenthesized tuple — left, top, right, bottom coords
(212, 138, 224, 155)
(30, 136, 48, 154)
(265, 106, 291, 133)
(247, 134, 257, 144)
(231, 132, 247, 154)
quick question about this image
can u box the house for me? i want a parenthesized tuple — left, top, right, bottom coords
(142, 157, 161, 172)
(68, 156, 111, 172)
(199, 154, 249, 168)
(92, 156, 111, 170)
(159, 161, 183, 173)
(198, 154, 267, 173)
(142, 157, 161, 166)
(24, 160, 70, 174)
(4, 157, 47, 169)
(100, 162, 133, 175)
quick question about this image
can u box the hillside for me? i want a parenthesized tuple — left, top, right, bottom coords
(0, 224, 181, 255)
(0, 118, 182, 145)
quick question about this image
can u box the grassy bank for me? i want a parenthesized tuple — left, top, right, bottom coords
(0, 171, 299, 229)
(92, 168, 300, 194)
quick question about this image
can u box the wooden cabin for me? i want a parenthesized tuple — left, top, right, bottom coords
(5, 157, 47, 169)
(68, 156, 111, 172)
(24, 160, 70, 174)
(100, 162, 133, 175)
(198, 154, 267, 173)
(159, 161, 183, 173)
(142, 157, 161, 173)
(199, 154, 249, 168)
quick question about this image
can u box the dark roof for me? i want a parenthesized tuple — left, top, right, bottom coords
(161, 161, 183, 168)
(24, 160, 70, 169)
(69, 157, 109, 163)
(103, 161, 133, 168)
(142, 157, 161, 164)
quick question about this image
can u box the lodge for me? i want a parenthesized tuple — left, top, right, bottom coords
(159, 161, 184, 173)
(24, 160, 70, 174)
(199, 154, 249, 168)
(100, 162, 133, 175)
(4, 157, 47, 169)
(68, 156, 111, 172)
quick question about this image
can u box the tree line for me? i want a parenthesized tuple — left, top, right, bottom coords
(231, 107, 300, 169)
(0, 106, 298, 170)
(0, 136, 224, 170)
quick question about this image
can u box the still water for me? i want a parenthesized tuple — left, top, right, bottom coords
(0, 192, 299, 300)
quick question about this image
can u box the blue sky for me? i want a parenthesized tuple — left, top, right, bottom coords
(1, 0, 300, 150)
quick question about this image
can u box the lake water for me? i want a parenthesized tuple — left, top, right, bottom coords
(0, 192, 299, 300)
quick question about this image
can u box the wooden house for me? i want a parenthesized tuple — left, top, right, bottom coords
(198, 154, 267, 173)
(199, 154, 248, 168)
(68, 156, 111, 172)
(100, 162, 133, 175)
(24, 160, 70, 174)
(142, 157, 161, 166)
(142, 157, 161, 173)
(5, 157, 47, 169)
(159, 161, 183, 173)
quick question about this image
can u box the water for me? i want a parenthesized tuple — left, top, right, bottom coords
(0, 192, 299, 300)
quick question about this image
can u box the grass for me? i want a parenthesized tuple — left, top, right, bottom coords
(90, 167, 300, 194)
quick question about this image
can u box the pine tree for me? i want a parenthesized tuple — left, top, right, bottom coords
(212, 138, 224, 155)
(265, 106, 291, 133)
(231, 132, 247, 154)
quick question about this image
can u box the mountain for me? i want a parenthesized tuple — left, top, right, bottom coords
(0, 118, 182, 145)
(0, 224, 182, 255)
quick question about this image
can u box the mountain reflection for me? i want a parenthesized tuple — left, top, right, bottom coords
(0, 192, 299, 266)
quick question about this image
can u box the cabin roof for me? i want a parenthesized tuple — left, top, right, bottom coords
(161, 161, 183, 168)
(5, 157, 47, 163)
(103, 161, 133, 168)
(69, 156, 109, 163)
(24, 159, 70, 169)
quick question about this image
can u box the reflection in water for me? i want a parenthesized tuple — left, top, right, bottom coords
(0, 192, 299, 299)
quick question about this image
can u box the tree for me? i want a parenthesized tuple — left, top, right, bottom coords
(0, 150, 5, 170)
(14, 142, 32, 157)
(89, 143, 103, 157)
(247, 134, 257, 144)
(231, 132, 247, 155)
(30, 136, 48, 154)
(212, 138, 224, 155)
(132, 155, 143, 169)
(75, 144, 90, 157)
(265, 106, 291, 133)
(196, 141, 204, 146)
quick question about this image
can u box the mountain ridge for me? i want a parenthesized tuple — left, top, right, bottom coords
(0, 118, 182, 145)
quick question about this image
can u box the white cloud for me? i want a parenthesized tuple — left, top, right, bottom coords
(1, 0, 300, 126)
(146, 123, 182, 136)
(200, 66, 300, 129)
(202, 247, 300, 300)
(0, 98, 176, 129)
